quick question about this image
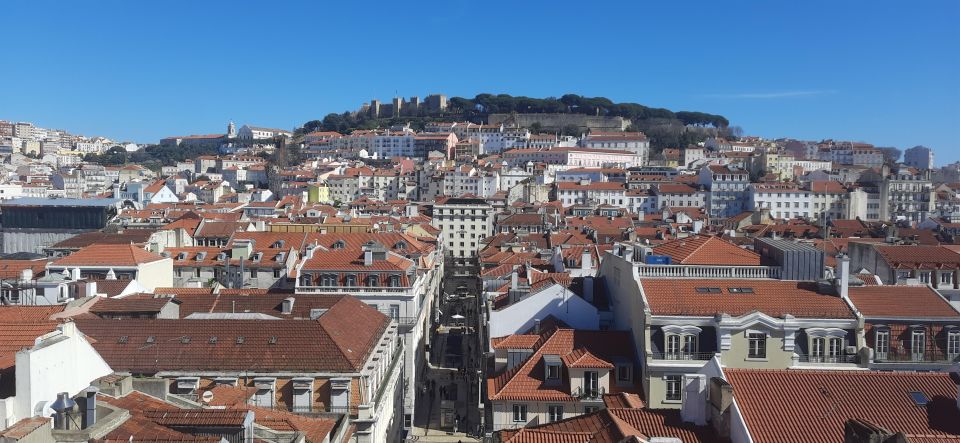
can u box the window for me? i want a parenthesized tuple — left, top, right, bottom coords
(948, 331, 960, 360)
(666, 334, 681, 359)
(548, 405, 563, 422)
(942, 272, 953, 285)
(250, 268, 257, 278)
(617, 364, 632, 382)
(389, 304, 400, 320)
(274, 269, 281, 278)
(812, 337, 843, 363)
(665, 375, 682, 401)
(195, 268, 201, 278)
(748, 332, 767, 359)
(546, 363, 560, 380)
(683, 334, 698, 356)
(584, 406, 599, 414)
(911, 329, 926, 361)
(584, 371, 599, 397)
(512, 404, 527, 423)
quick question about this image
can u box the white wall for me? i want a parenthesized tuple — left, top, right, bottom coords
(488, 284, 599, 344)
(13, 322, 113, 427)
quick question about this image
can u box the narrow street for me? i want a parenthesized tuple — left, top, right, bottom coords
(408, 269, 484, 442)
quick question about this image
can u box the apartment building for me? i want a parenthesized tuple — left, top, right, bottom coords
(431, 197, 494, 263)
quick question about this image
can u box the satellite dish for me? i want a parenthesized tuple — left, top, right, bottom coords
(201, 391, 214, 403)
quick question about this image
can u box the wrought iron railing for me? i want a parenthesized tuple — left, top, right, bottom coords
(795, 354, 858, 364)
(648, 352, 715, 361)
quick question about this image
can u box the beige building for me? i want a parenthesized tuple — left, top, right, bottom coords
(599, 245, 860, 409)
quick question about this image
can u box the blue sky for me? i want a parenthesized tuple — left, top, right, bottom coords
(2, 0, 958, 163)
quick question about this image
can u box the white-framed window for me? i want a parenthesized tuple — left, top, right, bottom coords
(948, 330, 960, 360)
(617, 364, 632, 382)
(584, 371, 599, 397)
(875, 329, 890, 360)
(942, 272, 954, 285)
(911, 329, 926, 361)
(666, 334, 681, 358)
(512, 404, 527, 423)
(548, 405, 563, 422)
(665, 375, 682, 402)
(748, 332, 767, 359)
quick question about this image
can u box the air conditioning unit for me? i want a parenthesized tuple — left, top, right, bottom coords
(845, 346, 858, 355)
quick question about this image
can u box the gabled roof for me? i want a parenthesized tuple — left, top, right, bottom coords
(0, 322, 60, 369)
(652, 235, 761, 266)
(500, 406, 720, 443)
(51, 244, 166, 267)
(487, 328, 637, 402)
(725, 369, 960, 443)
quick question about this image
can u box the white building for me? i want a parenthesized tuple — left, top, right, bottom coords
(431, 197, 494, 263)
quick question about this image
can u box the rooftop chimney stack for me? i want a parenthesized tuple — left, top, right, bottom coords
(581, 249, 593, 271)
(282, 297, 295, 315)
(837, 254, 851, 300)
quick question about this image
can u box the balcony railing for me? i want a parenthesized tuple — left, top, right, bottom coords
(634, 264, 782, 279)
(795, 354, 858, 364)
(649, 352, 715, 361)
(873, 351, 960, 364)
(572, 386, 605, 400)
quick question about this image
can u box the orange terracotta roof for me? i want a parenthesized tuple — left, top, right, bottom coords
(652, 235, 761, 266)
(640, 279, 855, 318)
(848, 285, 960, 318)
(725, 369, 960, 443)
(51, 244, 166, 267)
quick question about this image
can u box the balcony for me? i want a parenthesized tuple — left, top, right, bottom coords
(873, 350, 960, 364)
(572, 386, 606, 400)
(634, 264, 782, 279)
(649, 352, 715, 361)
(794, 354, 858, 365)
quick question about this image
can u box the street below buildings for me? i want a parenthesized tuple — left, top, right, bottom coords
(407, 269, 484, 442)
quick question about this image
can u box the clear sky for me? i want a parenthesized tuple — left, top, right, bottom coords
(2, 0, 958, 163)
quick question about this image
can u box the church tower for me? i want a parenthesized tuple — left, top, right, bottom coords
(227, 121, 236, 138)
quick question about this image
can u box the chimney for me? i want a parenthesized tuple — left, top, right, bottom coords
(78, 386, 99, 429)
(281, 297, 295, 315)
(511, 270, 519, 290)
(534, 318, 541, 334)
(19, 268, 32, 282)
(837, 253, 850, 300)
(51, 392, 77, 430)
(581, 249, 593, 271)
(105, 268, 116, 280)
(71, 267, 81, 281)
(681, 374, 708, 426)
(708, 377, 734, 438)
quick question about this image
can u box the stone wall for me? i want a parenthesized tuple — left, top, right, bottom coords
(488, 113, 629, 132)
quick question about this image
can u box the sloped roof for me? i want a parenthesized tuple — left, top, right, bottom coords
(51, 244, 165, 267)
(652, 235, 761, 266)
(725, 369, 960, 443)
(75, 296, 388, 373)
(848, 285, 960, 318)
(640, 279, 855, 319)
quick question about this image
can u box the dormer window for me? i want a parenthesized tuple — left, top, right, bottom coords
(176, 252, 187, 260)
(368, 275, 379, 286)
(389, 275, 401, 287)
(543, 354, 561, 384)
(272, 240, 285, 249)
(345, 274, 357, 286)
(216, 252, 226, 261)
(394, 241, 406, 250)
(332, 240, 345, 250)
(196, 251, 207, 261)
(252, 252, 263, 262)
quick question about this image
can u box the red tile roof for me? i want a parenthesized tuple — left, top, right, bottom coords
(500, 407, 719, 443)
(75, 296, 388, 373)
(725, 369, 960, 443)
(652, 235, 761, 266)
(0, 322, 60, 369)
(848, 285, 960, 318)
(51, 244, 166, 267)
(640, 279, 856, 318)
(488, 328, 637, 402)
(875, 245, 960, 270)
(0, 259, 49, 279)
